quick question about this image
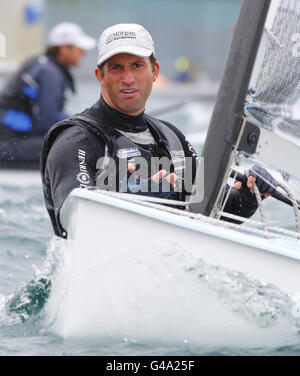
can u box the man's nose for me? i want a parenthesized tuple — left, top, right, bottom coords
(121, 70, 135, 85)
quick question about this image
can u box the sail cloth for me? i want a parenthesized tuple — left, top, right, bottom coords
(248, 0, 300, 144)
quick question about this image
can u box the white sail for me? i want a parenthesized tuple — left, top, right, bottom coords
(247, 0, 300, 146)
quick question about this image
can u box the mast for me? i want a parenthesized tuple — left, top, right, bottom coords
(189, 0, 271, 216)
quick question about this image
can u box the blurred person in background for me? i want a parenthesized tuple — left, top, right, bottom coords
(0, 22, 96, 168)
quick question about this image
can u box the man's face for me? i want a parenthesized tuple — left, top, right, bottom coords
(60, 45, 85, 66)
(95, 53, 159, 116)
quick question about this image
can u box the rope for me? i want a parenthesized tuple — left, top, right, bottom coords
(277, 182, 300, 234)
(212, 117, 248, 218)
(217, 167, 239, 220)
(248, 167, 278, 193)
(253, 184, 270, 239)
(219, 210, 298, 230)
(247, 167, 300, 234)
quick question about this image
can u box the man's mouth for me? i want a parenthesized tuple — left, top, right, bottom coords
(120, 88, 137, 95)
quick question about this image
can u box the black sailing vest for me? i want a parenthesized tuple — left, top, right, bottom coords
(41, 107, 186, 236)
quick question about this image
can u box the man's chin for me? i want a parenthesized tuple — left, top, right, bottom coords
(118, 104, 144, 116)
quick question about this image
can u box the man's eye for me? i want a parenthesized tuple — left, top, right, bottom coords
(110, 65, 122, 71)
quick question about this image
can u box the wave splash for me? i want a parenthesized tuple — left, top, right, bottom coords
(1, 237, 300, 350)
(0, 236, 67, 327)
(42, 240, 300, 347)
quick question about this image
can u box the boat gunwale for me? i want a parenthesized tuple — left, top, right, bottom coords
(61, 188, 300, 262)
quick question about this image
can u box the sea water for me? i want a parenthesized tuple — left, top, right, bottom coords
(1, 169, 300, 356)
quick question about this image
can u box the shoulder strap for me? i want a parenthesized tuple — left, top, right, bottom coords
(144, 114, 185, 155)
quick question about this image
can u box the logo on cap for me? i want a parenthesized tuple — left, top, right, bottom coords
(106, 31, 136, 44)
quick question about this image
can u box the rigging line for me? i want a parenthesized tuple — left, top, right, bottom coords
(227, 167, 300, 235)
(219, 211, 298, 231)
(253, 183, 270, 238)
(231, 167, 300, 209)
(248, 167, 278, 193)
(211, 116, 248, 218)
(216, 167, 239, 221)
(248, 167, 300, 210)
(277, 182, 300, 234)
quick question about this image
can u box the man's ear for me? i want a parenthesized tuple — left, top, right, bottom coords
(95, 66, 106, 88)
(153, 61, 160, 82)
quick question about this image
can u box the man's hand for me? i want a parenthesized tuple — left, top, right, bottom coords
(128, 163, 178, 188)
(234, 165, 277, 197)
(151, 169, 177, 188)
(127, 163, 178, 198)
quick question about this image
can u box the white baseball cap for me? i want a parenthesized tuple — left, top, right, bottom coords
(47, 22, 96, 51)
(97, 23, 155, 66)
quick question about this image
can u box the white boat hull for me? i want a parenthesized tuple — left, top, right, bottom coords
(47, 188, 300, 340)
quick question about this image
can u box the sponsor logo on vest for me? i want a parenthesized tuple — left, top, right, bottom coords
(77, 149, 90, 188)
(76, 171, 90, 185)
(170, 150, 185, 158)
(117, 147, 141, 159)
(106, 31, 136, 44)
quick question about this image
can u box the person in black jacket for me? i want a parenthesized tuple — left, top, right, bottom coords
(0, 22, 96, 168)
(41, 23, 277, 238)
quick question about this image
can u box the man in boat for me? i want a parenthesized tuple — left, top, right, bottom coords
(0, 22, 96, 168)
(40, 23, 277, 238)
